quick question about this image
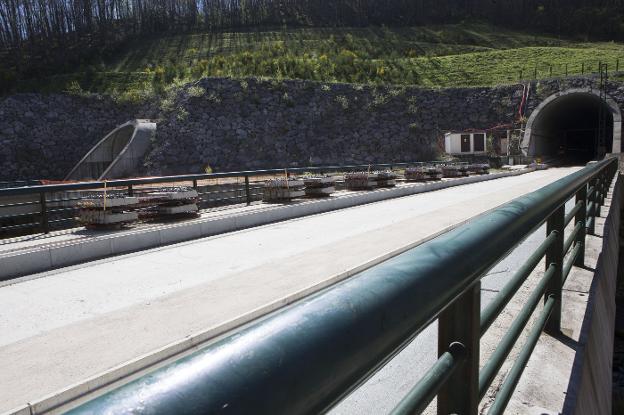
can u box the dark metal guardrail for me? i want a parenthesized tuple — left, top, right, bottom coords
(0, 179, 40, 189)
(65, 157, 617, 415)
(0, 161, 464, 238)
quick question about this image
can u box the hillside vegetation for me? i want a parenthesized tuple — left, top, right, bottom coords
(15, 23, 624, 96)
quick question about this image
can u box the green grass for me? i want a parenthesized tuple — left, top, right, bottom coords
(14, 23, 624, 95)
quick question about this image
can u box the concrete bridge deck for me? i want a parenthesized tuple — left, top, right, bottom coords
(0, 167, 587, 414)
(0, 167, 533, 281)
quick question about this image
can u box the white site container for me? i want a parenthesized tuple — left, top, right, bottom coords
(444, 132, 487, 155)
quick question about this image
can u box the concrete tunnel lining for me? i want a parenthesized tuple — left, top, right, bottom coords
(522, 88, 622, 163)
(65, 119, 156, 181)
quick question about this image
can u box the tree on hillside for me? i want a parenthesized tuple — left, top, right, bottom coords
(1, 0, 624, 88)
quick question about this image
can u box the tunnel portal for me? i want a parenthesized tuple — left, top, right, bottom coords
(523, 89, 621, 164)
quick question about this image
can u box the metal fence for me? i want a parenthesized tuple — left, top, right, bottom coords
(64, 157, 618, 414)
(514, 58, 623, 83)
(0, 160, 464, 239)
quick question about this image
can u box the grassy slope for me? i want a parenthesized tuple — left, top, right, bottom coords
(18, 23, 624, 95)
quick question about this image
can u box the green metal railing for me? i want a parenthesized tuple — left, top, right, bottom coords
(64, 158, 618, 415)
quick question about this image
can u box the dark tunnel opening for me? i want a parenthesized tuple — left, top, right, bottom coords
(529, 93, 613, 165)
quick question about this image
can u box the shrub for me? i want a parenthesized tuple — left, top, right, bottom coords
(65, 80, 84, 95)
(164, 65, 177, 83)
(335, 95, 349, 110)
(191, 59, 209, 78)
(187, 85, 206, 97)
(152, 66, 166, 86)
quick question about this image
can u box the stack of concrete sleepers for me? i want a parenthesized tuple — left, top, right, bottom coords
(143, 187, 200, 216)
(77, 195, 139, 229)
(376, 171, 397, 187)
(262, 179, 305, 202)
(303, 176, 337, 197)
(344, 171, 397, 190)
(467, 163, 490, 175)
(404, 166, 443, 181)
(345, 172, 376, 190)
(442, 165, 469, 178)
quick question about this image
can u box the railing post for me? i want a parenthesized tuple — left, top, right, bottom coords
(596, 172, 603, 211)
(574, 185, 587, 267)
(192, 179, 198, 190)
(127, 184, 133, 197)
(595, 175, 603, 217)
(600, 169, 607, 206)
(39, 192, 49, 234)
(587, 177, 598, 236)
(545, 205, 564, 334)
(245, 175, 251, 206)
(437, 281, 480, 415)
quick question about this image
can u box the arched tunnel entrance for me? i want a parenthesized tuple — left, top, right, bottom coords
(523, 89, 622, 164)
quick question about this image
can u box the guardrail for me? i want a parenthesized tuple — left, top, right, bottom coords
(0, 160, 465, 238)
(64, 157, 618, 415)
(0, 179, 40, 189)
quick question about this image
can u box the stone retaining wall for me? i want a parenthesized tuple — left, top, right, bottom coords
(2, 76, 624, 180)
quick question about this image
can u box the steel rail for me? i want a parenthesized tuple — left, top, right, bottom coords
(478, 264, 556, 398)
(480, 231, 557, 335)
(563, 221, 584, 256)
(486, 296, 556, 415)
(0, 161, 462, 197)
(564, 200, 583, 225)
(389, 342, 466, 415)
(563, 244, 582, 284)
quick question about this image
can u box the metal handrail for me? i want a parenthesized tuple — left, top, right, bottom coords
(0, 179, 39, 189)
(0, 161, 459, 196)
(63, 158, 618, 415)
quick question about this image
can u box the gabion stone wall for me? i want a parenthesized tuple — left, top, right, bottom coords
(2, 76, 624, 180)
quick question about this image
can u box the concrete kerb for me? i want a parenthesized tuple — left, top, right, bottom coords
(3, 170, 536, 415)
(0, 168, 535, 282)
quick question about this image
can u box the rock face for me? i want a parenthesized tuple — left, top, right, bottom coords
(147, 79, 510, 175)
(2, 76, 624, 180)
